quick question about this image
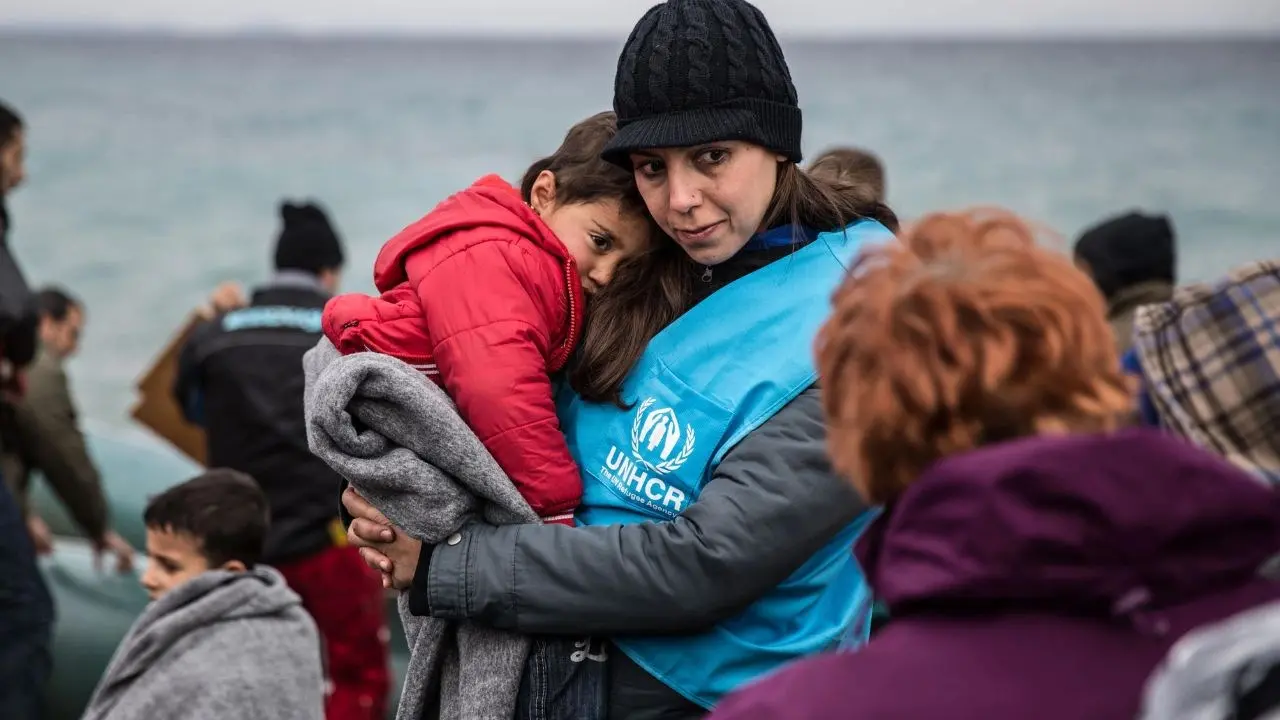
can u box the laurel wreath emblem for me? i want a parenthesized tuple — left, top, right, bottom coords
(630, 398, 697, 474)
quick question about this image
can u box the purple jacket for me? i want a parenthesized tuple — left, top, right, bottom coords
(710, 429, 1280, 720)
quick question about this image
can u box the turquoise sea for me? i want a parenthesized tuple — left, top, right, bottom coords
(2, 34, 1278, 423)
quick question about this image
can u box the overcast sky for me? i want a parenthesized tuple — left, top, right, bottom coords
(3, 0, 1278, 36)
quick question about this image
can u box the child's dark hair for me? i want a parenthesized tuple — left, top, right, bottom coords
(519, 111, 647, 220)
(807, 147, 887, 204)
(523, 111, 682, 406)
(144, 468, 269, 568)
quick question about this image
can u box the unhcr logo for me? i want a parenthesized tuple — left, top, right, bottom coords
(629, 398, 696, 474)
(597, 398, 697, 517)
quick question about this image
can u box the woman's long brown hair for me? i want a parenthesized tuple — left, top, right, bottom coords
(569, 236, 696, 406)
(766, 161, 899, 237)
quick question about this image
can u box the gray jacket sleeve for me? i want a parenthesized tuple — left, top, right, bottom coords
(413, 386, 870, 635)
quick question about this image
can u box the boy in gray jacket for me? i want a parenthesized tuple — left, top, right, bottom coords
(83, 469, 325, 720)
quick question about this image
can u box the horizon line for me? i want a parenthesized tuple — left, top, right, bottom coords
(1, 23, 1278, 42)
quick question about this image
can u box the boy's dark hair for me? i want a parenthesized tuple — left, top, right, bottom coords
(807, 147, 887, 203)
(144, 469, 269, 568)
(35, 286, 80, 322)
(0, 100, 21, 147)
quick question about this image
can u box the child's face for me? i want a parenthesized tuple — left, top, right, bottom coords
(140, 526, 213, 601)
(540, 199, 651, 295)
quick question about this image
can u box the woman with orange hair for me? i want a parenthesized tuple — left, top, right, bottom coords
(709, 210, 1280, 720)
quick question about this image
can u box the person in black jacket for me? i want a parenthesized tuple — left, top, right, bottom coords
(174, 202, 390, 720)
(0, 97, 54, 720)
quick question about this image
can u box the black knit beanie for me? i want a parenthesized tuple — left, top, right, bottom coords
(602, 0, 802, 168)
(273, 201, 344, 275)
(1073, 210, 1177, 301)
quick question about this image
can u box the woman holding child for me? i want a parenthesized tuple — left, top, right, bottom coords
(336, 0, 897, 717)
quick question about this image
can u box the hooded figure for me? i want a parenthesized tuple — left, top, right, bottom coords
(1131, 259, 1280, 486)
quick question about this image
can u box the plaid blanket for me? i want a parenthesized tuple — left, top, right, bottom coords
(1132, 260, 1280, 486)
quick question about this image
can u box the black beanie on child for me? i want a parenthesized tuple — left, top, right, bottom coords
(274, 201, 344, 275)
(602, 0, 802, 168)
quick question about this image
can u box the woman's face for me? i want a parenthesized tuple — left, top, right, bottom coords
(630, 142, 784, 267)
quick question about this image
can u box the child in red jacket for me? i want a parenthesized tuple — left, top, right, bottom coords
(323, 112, 654, 525)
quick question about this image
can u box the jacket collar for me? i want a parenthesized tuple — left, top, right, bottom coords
(691, 224, 817, 306)
(1108, 280, 1174, 319)
(266, 269, 326, 292)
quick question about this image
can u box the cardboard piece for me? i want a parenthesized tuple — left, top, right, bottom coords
(129, 313, 208, 466)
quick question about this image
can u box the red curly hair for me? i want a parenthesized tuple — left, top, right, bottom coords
(816, 209, 1133, 506)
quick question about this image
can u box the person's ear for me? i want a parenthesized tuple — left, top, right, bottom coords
(528, 170, 558, 217)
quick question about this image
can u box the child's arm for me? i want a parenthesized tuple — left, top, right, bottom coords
(406, 241, 581, 524)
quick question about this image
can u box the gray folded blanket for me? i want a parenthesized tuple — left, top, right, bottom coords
(303, 338, 539, 720)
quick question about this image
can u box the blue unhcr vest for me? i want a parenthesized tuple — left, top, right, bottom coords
(557, 219, 893, 708)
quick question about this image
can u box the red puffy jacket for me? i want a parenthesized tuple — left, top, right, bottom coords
(323, 175, 585, 524)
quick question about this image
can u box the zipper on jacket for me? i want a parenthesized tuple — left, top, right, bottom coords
(557, 259, 579, 369)
(701, 266, 713, 283)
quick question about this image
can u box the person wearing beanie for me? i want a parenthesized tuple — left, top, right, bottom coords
(274, 202, 346, 282)
(341, 2, 899, 718)
(1073, 209, 1177, 355)
(174, 201, 390, 720)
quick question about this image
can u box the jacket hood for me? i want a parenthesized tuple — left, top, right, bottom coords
(102, 567, 303, 685)
(373, 174, 571, 292)
(857, 429, 1280, 618)
(1131, 260, 1280, 486)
